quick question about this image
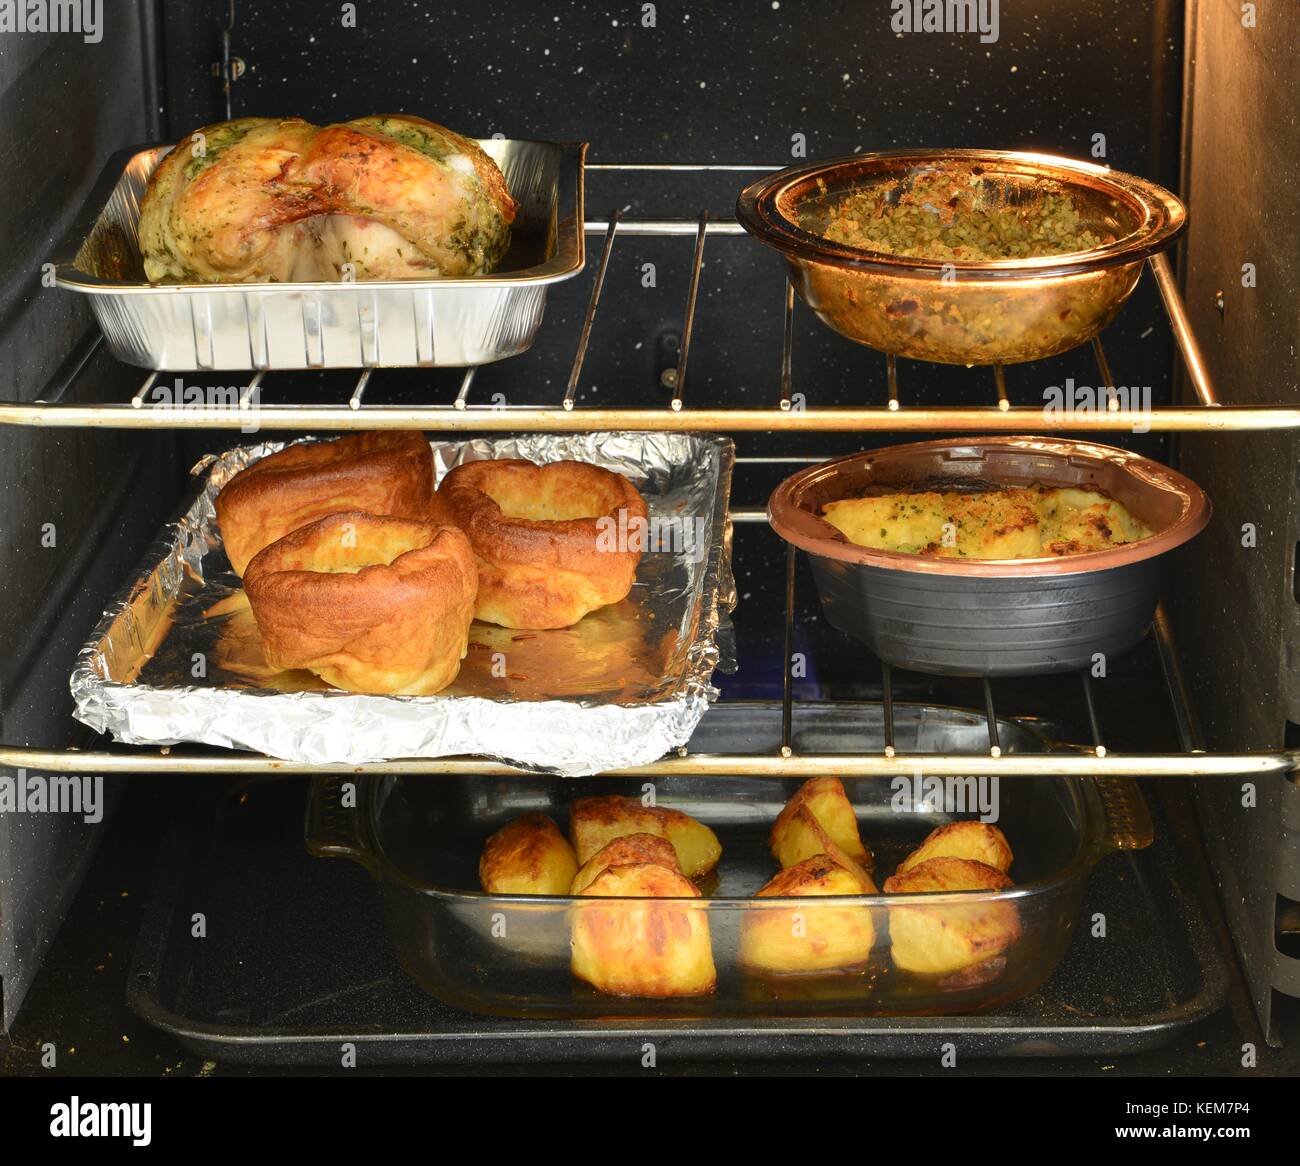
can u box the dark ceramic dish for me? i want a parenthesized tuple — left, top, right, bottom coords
(767, 437, 1211, 676)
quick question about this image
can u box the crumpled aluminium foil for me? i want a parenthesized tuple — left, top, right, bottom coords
(70, 432, 736, 776)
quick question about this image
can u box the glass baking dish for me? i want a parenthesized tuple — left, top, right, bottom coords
(737, 149, 1186, 365)
(305, 702, 1152, 1019)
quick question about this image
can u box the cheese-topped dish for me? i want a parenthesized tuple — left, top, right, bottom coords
(820, 486, 1152, 559)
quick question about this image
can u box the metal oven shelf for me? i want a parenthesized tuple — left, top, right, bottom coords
(1, 749, 1290, 775)
(0, 161, 1297, 431)
(3, 165, 1296, 780)
(2, 584, 1296, 779)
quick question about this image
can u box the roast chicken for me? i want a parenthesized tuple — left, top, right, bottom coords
(139, 115, 517, 283)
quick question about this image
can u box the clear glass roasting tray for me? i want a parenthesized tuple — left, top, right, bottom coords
(70, 432, 735, 774)
(304, 703, 1153, 1020)
(53, 138, 586, 370)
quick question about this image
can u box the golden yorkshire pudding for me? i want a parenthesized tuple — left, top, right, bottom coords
(242, 511, 477, 695)
(216, 431, 433, 576)
(432, 459, 649, 629)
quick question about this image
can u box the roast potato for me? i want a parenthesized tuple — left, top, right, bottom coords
(569, 863, 716, 997)
(478, 812, 577, 895)
(883, 856, 1021, 977)
(569, 795, 721, 878)
(896, 820, 1013, 875)
(770, 804, 875, 892)
(771, 777, 872, 867)
(571, 832, 681, 894)
(740, 854, 879, 976)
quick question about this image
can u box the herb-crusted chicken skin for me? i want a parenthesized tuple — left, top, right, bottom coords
(139, 115, 516, 283)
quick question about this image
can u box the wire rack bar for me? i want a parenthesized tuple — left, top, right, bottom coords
(881, 661, 896, 758)
(10, 403, 1291, 431)
(992, 365, 1010, 412)
(583, 218, 745, 237)
(348, 368, 372, 410)
(1079, 671, 1108, 758)
(780, 541, 796, 757)
(0, 744, 1288, 777)
(778, 279, 795, 411)
(1091, 336, 1118, 413)
(584, 163, 777, 171)
(1152, 602, 1208, 754)
(981, 678, 1003, 757)
(670, 209, 710, 411)
(564, 209, 620, 410)
(1149, 252, 1217, 406)
(451, 367, 476, 411)
(0, 200, 1283, 430)
(237, 370, 263, 409)
(128, 371, 160, 409)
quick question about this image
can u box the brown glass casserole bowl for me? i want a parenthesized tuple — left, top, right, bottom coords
(737, 149, 1187, 365)
(768, 437, 1211, 676)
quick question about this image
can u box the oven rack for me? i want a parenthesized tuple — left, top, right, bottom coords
(2, 172, 1296, 780)
(2, 175, 1298, 431)
(2, 587, 1295, 779)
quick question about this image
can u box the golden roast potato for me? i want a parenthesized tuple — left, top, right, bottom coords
(896, 820, 1013, 875)
(571, 832, 681, 894)
(568, 795, 721, 878)
(771, 777, 872, 867)
(478, 812, 578, 895)
(740, 854, 879, 976)
(883, 856, 1021, 977)
(770, 804, 875, 891)
(569, 863, 716, 997)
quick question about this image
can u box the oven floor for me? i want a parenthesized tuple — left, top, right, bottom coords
(8, 767, 1289, 1075)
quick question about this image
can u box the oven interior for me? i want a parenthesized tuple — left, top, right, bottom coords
(0, 0, 1297, 1073)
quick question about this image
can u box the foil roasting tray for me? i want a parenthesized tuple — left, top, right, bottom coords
(71, 433, 736, 775)
(54, 139, 585, 370)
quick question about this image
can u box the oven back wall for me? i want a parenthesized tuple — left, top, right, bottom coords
(159, 0, 1184, 427)
(160, 0, 1185, 691)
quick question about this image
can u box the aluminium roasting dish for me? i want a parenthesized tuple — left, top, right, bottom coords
(55, 136, 586, 369)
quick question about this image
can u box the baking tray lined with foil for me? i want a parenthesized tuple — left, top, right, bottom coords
(71, 432, 736, 775)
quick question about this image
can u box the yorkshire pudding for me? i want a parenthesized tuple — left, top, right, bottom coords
(242, 511, 477, 695)
(216, 431, 433, 576)
(432, 458, 648, 629)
